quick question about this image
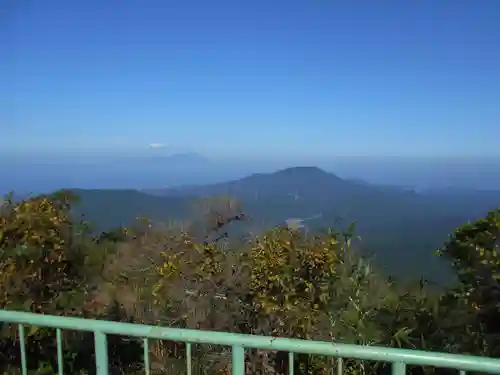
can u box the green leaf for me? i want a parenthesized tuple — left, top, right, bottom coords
(27, 324, 41, 337)
(393, 327, 414, 347)
(22, 298, 34, 311)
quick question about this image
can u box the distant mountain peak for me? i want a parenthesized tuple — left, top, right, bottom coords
(146, 165, 347, 198)
(273, 166, 341, 180)
(149, 152, 208, 163)
(276, 166, 327, 174)
(169, 152, 208, 161)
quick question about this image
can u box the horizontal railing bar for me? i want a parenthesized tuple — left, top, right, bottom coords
(1, 310, 499, 374)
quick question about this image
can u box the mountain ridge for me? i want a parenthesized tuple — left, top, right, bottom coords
(144, 166, 391, 198)
(68, 166, 500, 283)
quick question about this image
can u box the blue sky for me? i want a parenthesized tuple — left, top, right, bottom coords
(1, 0, 499, 160)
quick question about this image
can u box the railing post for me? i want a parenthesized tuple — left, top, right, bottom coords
(94, 331, 110, 375)
(392, 361, 406, 375)
(232, 345, 245, 375)
(18, 324, 27, 375)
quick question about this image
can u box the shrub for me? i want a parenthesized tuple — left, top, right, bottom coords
(1, 191, 498, 375)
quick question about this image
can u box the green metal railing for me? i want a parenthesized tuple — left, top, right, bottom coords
(1, 310, 500, 375)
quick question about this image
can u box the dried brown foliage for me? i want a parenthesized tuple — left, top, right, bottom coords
(0, 192, 498, 375)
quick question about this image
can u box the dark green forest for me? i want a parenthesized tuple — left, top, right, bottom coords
(73, 167, 500, 283)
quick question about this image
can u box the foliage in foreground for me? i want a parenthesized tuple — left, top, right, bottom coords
(0, 191, 498, 375)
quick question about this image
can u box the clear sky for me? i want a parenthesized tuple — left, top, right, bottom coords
(2, 0, 499, 160)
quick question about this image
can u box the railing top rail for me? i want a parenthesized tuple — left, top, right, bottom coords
(1, 310, 499, 373)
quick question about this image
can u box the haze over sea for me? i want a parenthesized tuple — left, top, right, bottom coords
(1, 1, 499, 194)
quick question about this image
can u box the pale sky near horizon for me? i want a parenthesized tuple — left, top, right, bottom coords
(2, 0, 500, 159)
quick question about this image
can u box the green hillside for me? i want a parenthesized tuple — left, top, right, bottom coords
(70, 167, 500, 282)
(1, 185, 500, 374)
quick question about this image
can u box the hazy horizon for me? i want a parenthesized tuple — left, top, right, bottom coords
(2, 153, 500, 195)
(2, 1, 499, 194)
(3, 1, 500, 160)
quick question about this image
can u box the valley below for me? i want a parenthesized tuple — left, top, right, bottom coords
(69, 166, 500, 283)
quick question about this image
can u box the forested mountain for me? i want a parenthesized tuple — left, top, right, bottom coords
(72, 167, 500, 282)
(2, 166, 500, 374)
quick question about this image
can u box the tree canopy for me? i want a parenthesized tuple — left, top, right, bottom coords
(0, 191, 498, 375)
